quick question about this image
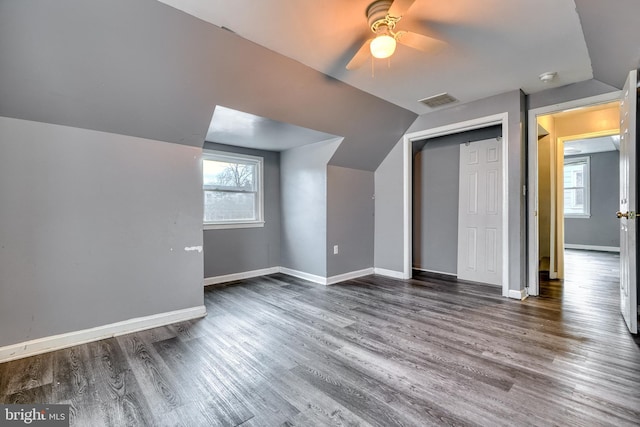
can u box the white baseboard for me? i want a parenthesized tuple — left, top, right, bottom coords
(508, 289, 528, 300)
(204, 267, 280, 286)
(0, 305, 207, 364)
(206, 266, 376, 287)
(564, 244, 620, 253)
(326, 268, 374, 285)
(374, 268, 407, 279)
(279, 267, 328, 285)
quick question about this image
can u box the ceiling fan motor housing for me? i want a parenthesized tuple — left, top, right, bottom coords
(367, 0, 394, 32)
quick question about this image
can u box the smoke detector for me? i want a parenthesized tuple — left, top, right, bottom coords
(539, 72, 557, 83)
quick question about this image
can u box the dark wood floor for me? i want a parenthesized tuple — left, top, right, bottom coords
(1, 250, 639, 426)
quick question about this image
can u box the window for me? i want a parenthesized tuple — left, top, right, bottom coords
(563, 156, 590, 218)
(203, 151, 264, 229)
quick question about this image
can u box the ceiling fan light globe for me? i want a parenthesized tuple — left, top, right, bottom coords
(370, 35, 396, 59)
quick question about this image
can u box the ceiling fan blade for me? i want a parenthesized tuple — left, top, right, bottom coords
(388, 0, 416, 17)
(395, 31, 444, 53)
(346, 39, 372, 70)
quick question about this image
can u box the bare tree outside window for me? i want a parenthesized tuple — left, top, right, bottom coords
(217, 163, 254, 189)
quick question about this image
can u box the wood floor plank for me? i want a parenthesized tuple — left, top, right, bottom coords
(153, 337, 255, 426)
(237, 341, 374, 427)
(116, 335, 187, 415)
(60, 401, 108, 427)
(193, 337, 300, 426)
(52, 345, 102, 425)
(4, 384, 53, 405)
(1, 352, 53, 397)
(84, 338, 154, 426)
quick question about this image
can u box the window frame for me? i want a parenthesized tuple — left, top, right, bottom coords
(563, 155, 591, 219)
(202, 150, 264, 230)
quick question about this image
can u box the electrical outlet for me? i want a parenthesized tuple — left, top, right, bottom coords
(333, 245, 339, 255)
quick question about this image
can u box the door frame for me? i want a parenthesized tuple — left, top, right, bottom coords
(403, 112, 509, 297)
(527, 91, 621, 296)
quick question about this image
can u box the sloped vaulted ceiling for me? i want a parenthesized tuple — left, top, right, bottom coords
(574, 0, 640, 89)
(0, 0, 417, 171)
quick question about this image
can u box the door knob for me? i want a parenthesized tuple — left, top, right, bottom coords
(617, 211, 636, 219)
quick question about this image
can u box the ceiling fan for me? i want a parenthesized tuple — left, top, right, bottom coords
(346, 0, 441, 70)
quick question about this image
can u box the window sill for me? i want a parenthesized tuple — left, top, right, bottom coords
(565, 214, 591, 219)
(204, 221, 265, 230)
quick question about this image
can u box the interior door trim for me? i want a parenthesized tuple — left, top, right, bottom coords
(526, 91, 621, 296)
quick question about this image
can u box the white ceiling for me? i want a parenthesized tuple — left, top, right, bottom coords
(158, 0, 594, 114)
(206, 106, 338, 151)
(564, 135, 619, 156)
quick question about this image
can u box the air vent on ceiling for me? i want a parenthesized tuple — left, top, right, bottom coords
(419, 93, 458, 108)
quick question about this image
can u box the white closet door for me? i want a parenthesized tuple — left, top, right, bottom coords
(457, 138, 502, 286)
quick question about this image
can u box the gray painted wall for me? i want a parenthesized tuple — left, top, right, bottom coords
(374, 141, 405, 272)
(202, 143, 281, 278)
(281, 139, 341, 277)
(0, 117, 204, 348)
(413, 145, 459, 274)
(375, 90, 526, 291)
(0, 0, 416, 170)
(564, 151, 620, 248)
(528, 79, 618, 110)
(413, 127, 502, 275)
(327, 166, 374, 277)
